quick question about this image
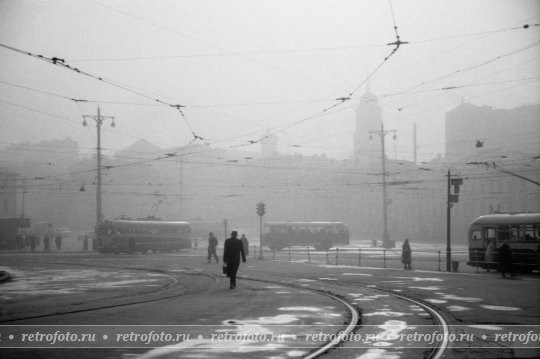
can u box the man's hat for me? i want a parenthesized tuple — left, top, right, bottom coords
(231, 231, 238, 236)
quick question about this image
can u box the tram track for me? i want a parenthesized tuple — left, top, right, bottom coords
(1, 255, 450, 359)
(322, 279, 449, 359)
(241, 269, 451, 359)
(0, 259, 220, 323)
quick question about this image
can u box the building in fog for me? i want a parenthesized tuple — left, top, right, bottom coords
(0, 168, 29, 249)
(353, 89, 383, 167)
(445, 103, 540, 162)
(0, 169, 17, 219)
(1, 93, 538, 246)
(444, 102, 540, 241)
(0, 137, 79, 167)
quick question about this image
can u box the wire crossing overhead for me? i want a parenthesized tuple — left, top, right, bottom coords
(0, 42, 203, 143)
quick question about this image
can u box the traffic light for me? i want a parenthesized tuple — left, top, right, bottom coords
(256, 202, 266, 216)
(450, 177, 463, 203)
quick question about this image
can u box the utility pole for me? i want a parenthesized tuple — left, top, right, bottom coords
(178, 155, 184, 218)
(413, 122, 417, 166)
(256, 201, 266, 259)
(446, 170, 463, 271)
(369, 123, 397, 248)
(20, 177, 27, 218)
(83, 106, 115, 229)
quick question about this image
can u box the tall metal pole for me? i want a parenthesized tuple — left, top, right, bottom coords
(381, 123, 390, 248)
(259, 214, 263, 259)
(83, 106, 115, 229)
(413, 122, 417, 166)
(96, 106, 102, 226)
(369, 123, 396, 248)
(178, 156, 183, 218)
(20, 177, 26, 218)
(446, 170, 452, 272)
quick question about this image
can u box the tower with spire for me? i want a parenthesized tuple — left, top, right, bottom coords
(353, 85, 383, 167)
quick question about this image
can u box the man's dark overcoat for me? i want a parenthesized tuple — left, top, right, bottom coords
(223, 236, 246, 278)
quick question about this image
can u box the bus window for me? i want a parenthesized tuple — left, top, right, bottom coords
(471, 230, 481, 241)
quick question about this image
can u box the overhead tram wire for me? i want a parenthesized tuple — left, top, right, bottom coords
(0, 42, 203, 144)
(65, 21, 539, 63)
(378, 30, 540, 97)
(371, 18, 540, 93)
(86, 0, 409, 151)
(244, 0, 409, 149)
(1, 0, 408, 157)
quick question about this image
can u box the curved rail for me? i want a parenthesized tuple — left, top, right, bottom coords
(1, 262, 219, 323)
(301, 291, 359, 359)
(317, 279, 450, 359)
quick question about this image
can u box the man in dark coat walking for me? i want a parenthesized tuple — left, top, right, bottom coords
(223, 231, 246, 289)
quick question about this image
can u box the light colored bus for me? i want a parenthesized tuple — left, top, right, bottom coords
(96, 219, 191, 253)
(263, 221, 349, 251)
(468, 213, 540, 272)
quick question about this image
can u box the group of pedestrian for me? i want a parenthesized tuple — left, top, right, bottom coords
(207, 231, 249, 289)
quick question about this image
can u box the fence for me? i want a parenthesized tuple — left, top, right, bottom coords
(249, 245, 539, 274)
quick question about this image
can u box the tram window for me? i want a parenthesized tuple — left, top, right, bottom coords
(522, 225, 536, 242)
(497, 225, 509, 242)
(485, 227, 496, 241)
(510, 226, 520, 241)
(471, 230, 481, 241)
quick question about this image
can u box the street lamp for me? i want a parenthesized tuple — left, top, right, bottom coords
(83, 106, 115, 228)
(369, 123, 397, 249)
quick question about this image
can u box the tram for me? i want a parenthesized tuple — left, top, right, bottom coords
(96, 219, 191, 253)
(263, 221, 349, 251)
(467, 213, 540, 271)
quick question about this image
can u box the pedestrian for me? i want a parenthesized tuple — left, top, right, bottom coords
(207, 232, 219, 263)
(240, 234, 249, 257)
(43, 234, 51, 252)
(484, 239, 496, 272)
(55, 233, 62, 251)
(223, 231, 246, 289)
(401, 238, 412, 270)
(498, 240, 515, 278)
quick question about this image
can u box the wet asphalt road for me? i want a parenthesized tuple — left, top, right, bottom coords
(0, 250, 539, 359)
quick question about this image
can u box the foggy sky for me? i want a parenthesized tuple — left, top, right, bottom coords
(1, 0, 539, 163)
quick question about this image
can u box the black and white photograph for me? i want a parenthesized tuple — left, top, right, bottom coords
(0, 1, 539, 358)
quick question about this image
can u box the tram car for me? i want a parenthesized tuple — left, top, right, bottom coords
(96, 219, 191, 253)
(263, 221, 349, 251)
(467, 213, 540, 272)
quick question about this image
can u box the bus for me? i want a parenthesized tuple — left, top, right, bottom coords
(468, 213, 540, 272)
(96, 219, 191, 253)
(263, 221, 349, 251)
